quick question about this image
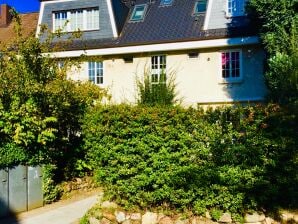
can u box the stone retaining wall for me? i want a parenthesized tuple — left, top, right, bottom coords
(85, 201, 298, 224)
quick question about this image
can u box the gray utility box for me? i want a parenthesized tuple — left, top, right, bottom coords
(0, 166, 43, 217)
(0, 168, 9, 217)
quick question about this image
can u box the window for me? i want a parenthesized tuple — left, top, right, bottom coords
(194, 0, 207, 14)
(151, 55, 166, 84)
(70, 10, 84, 31)
(130, 4, 147, 22)
(221, 50, 242, 82)
(227, 0, 245, 17)
(88, 62, 103, 85)
(86, 8, 100, 30)
(57, 61, 65, 69)
(188, 52, 199, 58)
(53, 8, 99, 32)
(54, 11, 68, 32)
(160, 0, 173, 6)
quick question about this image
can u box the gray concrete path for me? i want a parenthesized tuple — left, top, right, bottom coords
(0, 194, 101, 224)
(20, 195, 98, 224)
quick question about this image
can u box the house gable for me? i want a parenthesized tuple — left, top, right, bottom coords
(204, 0, 250, 30)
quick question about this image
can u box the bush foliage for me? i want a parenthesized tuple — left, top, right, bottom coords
(136, 69, 178, 106)
(247, 0, 298, 104)
(83, 104, 297, 214)
(0, 15, 108, 172)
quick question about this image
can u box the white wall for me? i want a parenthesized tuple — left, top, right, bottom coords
(67, 46, 267, 106)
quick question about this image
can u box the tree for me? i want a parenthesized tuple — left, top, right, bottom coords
(247, 0, 298, 104)
(0, 12, 108, 170)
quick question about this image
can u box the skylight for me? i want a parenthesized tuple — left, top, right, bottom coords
(160, 0, 174, 6)
(130, 4, 147, 22)
(194, 0, 207, 14)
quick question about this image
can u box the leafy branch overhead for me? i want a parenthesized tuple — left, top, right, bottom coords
(0, 12, 109, 168)
(247, 0, 298, 104)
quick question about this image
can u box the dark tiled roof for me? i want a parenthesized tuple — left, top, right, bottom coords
(119, 0, 206, 45)
(52, 0, 258, 51)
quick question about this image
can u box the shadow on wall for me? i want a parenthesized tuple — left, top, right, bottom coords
(220, 16, 266, 104)
(0, 198, 19, 224)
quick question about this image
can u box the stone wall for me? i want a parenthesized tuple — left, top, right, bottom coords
(85, 200, 298, 224)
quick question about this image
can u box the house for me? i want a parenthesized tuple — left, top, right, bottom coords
(0, 4, 39, 46)
(37, 0, 267, 106)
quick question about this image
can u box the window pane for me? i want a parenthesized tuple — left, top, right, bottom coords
(76, 10, 84, 30)
(86, 9, 99, 30)
(151, 55, 167, 85)
(194, 0, 207, 14)
(151, 74, 159, 83)
(228, 0, 245, 16)
(235, 68, 240, 77)
(89, 62, 103, 84)
(221, 51, 241, 79)
(54, 11, 68, 32)
(131, 5, 146, 21)
(161, 0, 173, 6)
(160, 73, 166, 83)
(222, 69, 228, 78)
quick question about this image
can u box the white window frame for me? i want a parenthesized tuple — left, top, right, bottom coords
(226, 0, 245, 17)
(88, 61, 104, 85)
(193, 0, 207, 15)
(160, 0, 174, 6)
(151, 55, 167, 85)
(53, 11, 68, 32)
(53, 8, 99, 32)
(130, 4, 147, 22)
(219, 49, 243, 83)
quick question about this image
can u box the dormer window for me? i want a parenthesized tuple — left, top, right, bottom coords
(53, 8, 99, 32)
(160, 0, 174, 6)
(130, 4, 147, 22)
(54, 11, 68, 32)
(227, 0, 245, 17)
(194, 0, 207, 14)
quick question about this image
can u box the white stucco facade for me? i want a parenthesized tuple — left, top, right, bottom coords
(67, 45, 267, 106)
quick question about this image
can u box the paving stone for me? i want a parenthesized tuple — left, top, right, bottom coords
(101, 201, 118, 209)
(244, 222, 262, 224)
(115, 211, 126, 223)
(103, 211, 116, 222)
(101, 217, 112, 224)
(244, 213, 265, 223)
(123, 220, 132, 224)
(264, 217, 273, 224)
(89, 217, 101, 224)
(131, 213, 142, 221)
(142, 212, 158, 224)
(219, 213, 232, 223)
(205, 212, 211, 220)
(159, 216, 174, 224)
(175, 218, 189, 224)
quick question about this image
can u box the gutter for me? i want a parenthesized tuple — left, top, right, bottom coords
(49, 36, 260, 58)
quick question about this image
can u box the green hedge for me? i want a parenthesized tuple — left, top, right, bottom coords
(83, 104, 297, 215)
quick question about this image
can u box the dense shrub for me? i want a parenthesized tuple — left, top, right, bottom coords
(42, 164, 62, 204)
(83, 104, 297, 215)
(136, 70, 178, 106)
(247, 0, 298, 104)
(0, 15, 108, 173)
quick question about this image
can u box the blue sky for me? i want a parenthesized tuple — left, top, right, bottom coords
(0, 0, 40, 13)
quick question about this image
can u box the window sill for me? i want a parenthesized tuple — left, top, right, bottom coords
(53, 28, 100, 34)
(218, 78, 243, 84)
(225, 14, 246, 19)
